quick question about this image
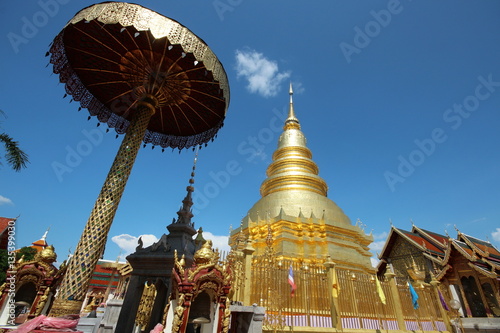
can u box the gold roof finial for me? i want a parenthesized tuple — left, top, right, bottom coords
(284, 82, 300, 130)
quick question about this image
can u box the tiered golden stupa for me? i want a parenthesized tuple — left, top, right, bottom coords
(230, 84, 374, 273)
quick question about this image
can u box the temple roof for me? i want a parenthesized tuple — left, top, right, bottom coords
(379, 226, 446, 261)
(458, 231, 500, 261)
(31, 228, 50, 252)
(398, 228, 445, 256)
(411, 225, 448, 248)
(0, 217, 14, 250)
(378, 223, 500, 280)
(0, 217, 11, 232)
(88, 259, 126, 289)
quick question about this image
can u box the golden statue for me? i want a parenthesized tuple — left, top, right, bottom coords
(35, 245, 57, 264)
(194, 240, 215, 265)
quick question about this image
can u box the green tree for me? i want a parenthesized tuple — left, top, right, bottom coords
(0, 247, 37, 284)
(16, 246, 37, 262)
(0, 110, 29, 171)
(0, 249, 8, 285)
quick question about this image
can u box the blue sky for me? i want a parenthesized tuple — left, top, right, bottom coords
(1, 0, 500, 266)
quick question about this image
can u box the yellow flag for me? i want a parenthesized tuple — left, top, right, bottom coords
(376, 277, 386, 305)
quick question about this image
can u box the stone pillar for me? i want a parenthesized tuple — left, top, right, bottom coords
(115, 275, 145, 333)
(228, 304, 265, 333)
(99, 299, 123, 333)
(385, 271, 406, 331)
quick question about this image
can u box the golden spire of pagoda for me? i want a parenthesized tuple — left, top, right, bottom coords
(284, 82, 300, 130)
(260, 83, 328, 197)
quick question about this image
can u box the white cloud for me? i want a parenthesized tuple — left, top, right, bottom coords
(372, 231, 388, 240)
(369, 240, 386, 253)
(200, 231, 230, 253)
(111, 232, 231, 259)
(235, 49, 290, 98)
(292, 81, 305, 94)
(491, 228, 500, 242)
(246, 147, 268, 163)
(370, 257, 380, 268)
(111, 234, 158, 257)
(0, 195, 13, 205)
(467, 217, 486, 224)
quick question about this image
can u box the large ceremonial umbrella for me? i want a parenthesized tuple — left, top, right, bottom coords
(47, 2, 229, 316)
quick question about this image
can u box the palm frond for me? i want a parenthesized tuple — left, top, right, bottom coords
(0, 133, 29, 171)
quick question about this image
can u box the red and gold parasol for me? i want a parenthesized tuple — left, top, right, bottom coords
(49, 1, 229, 149)
(47, 2, 230, 316)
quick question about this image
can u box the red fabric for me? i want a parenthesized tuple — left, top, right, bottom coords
(9, 315, 79, 333)
(9, 315, 46, 333)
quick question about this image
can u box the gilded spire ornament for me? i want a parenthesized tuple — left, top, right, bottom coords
(284, 83, 300, 130)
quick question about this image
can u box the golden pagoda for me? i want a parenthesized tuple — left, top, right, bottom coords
(227, 85, 453, 333)
(230, 84, 374, 272)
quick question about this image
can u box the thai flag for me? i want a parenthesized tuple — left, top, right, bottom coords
(288, 265, 297, 296)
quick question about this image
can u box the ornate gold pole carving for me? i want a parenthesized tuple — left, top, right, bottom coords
(34, 287, 50, 316)
(171, 293, 186, 333)
(217, 296, 231, 333)
(50, 96, 157, 316)
(135, 282, 158, 331)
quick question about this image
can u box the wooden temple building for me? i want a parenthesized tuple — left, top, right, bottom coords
(378, 223, 500, 330)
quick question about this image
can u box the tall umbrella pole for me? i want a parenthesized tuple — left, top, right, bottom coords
(50, 96, 157, 316)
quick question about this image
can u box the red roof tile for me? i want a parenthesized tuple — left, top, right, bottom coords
(418, 228, 448, 247)
(460, 233, 500, 259)
(0, 217, 15, 250)
(0, 217, 13, 234)
(398, 229, 445, 255)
